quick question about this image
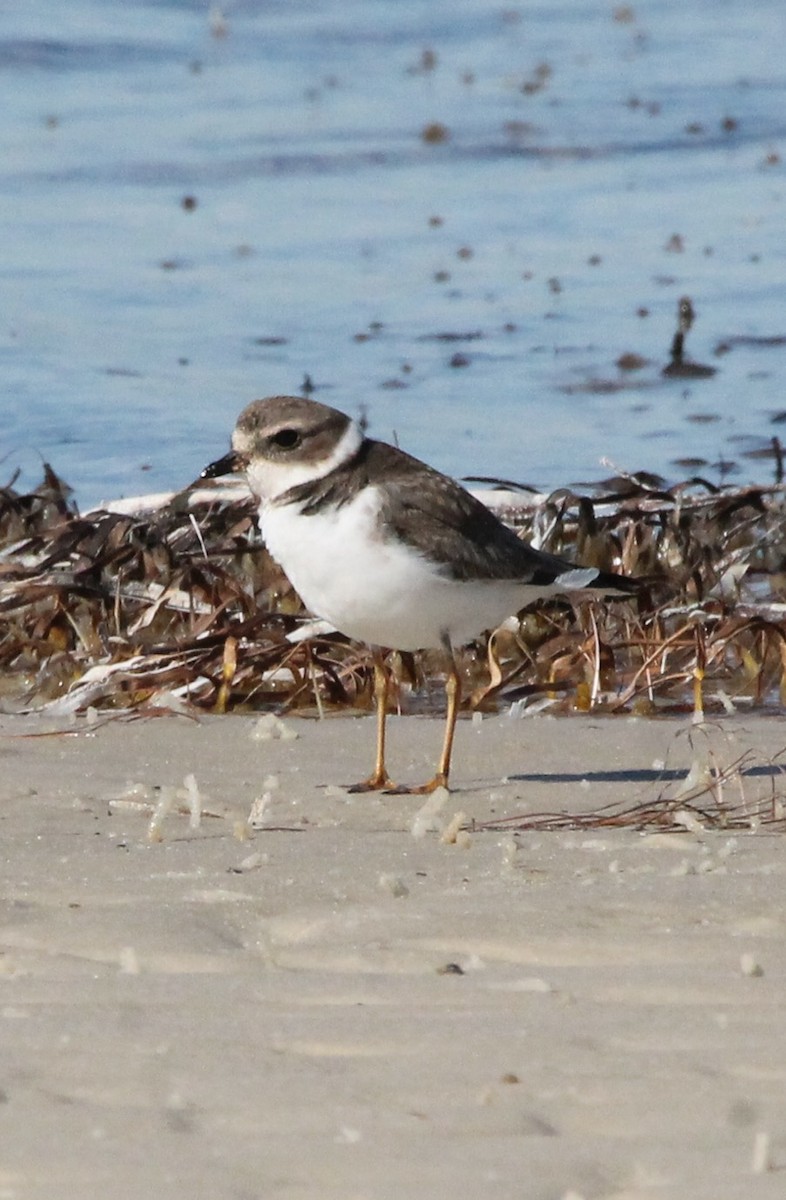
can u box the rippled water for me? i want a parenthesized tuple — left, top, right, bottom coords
(1, 0, 785, 507)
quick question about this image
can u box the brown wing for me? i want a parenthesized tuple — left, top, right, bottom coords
(280, 437, 635, 592)
(365, 442, 627, 589)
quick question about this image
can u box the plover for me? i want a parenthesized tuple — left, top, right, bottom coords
(203, 395, 636, 793)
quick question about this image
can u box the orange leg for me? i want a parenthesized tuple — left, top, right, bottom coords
(347, 651, 396, 792)
(385, 642, 460, 795)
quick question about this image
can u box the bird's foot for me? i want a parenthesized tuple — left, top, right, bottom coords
(347, 771, 397, 794)
(383, 773, 449, 796)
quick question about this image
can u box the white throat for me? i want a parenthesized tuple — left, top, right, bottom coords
(245, 418, 364, 504)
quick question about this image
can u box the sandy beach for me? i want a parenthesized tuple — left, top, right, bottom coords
(3, 1, 785, 1195)
(1, 708, 784, 1199)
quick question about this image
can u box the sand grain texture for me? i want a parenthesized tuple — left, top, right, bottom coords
(1, 711, 785, 1199)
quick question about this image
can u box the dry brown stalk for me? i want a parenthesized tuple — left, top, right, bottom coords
(1, 467, 786, 728)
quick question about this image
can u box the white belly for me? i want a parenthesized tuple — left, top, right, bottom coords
(260, 489, 527, 651)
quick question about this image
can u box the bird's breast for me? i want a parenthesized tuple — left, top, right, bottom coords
(258, 491, 527, 652)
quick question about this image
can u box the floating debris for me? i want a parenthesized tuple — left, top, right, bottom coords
(662, 296, 717, 379)
(421, 122, 450, 144)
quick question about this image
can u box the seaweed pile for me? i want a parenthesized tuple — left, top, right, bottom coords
(2, 461, 786, 729)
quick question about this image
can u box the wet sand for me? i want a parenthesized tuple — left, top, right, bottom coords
(1, 709, 785, 1198)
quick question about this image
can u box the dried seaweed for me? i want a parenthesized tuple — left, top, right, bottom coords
(470, 734, 786, 835)
(2, 464, 786, 732)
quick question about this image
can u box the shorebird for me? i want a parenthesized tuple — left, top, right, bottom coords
(203, 396, 635, 792)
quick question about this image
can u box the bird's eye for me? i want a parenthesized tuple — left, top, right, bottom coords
(270, 428, 301, 450)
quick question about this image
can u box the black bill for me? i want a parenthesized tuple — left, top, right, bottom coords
(200, 450, 243, 479)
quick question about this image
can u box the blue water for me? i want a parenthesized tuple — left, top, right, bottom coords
(1, 0, 785, 507)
